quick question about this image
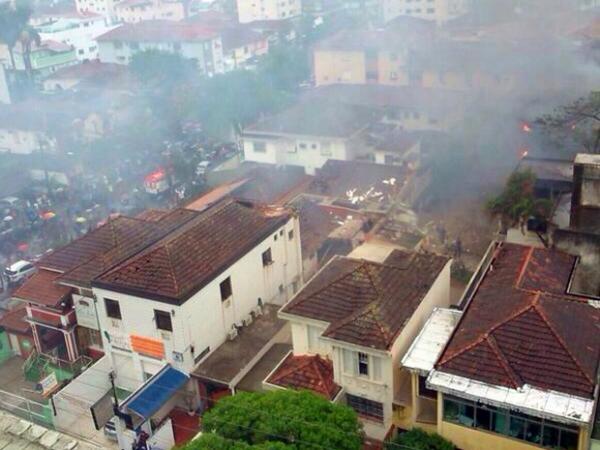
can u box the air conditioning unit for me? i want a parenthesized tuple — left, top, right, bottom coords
(228, 327, 238, 341)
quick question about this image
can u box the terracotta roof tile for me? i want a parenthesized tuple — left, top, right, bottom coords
(0, 306, 31, 335)
(94, 199, 292, 304)
(13, 270, 72, 307)
(266, 353, 341, 400)
(437, 243, 600, 398)
(282, 250, 450, 350)
(97, 20, 219, 43)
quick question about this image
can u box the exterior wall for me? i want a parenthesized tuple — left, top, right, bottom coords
(37, 17, 116, 61)
(382, 0, 469, 23)
(281, 259, 452, 440)
(374, 141, 420, 165)
(0, 129, 50, 154)
(75, 0, 118, 21)
(94, 216, 302, 387)
(98, 36, 224, 74)
(0, 65, 10, 104)
(242, 135, 349, 175)
(224, 39, 269, 71)
(314, 50, 365, 86)
(377, 51, 410, 86)
(7, 47, 78, 78)
(237, 0, 302, 23)
(115, 1, 186, 23)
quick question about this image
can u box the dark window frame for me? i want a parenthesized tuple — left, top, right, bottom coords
(105, 298, 122, 320)
(347, 394, 383, 423)
(262, 248, 273, 266)
(220, 277, 232, 301)
(154, 309, 173, 332)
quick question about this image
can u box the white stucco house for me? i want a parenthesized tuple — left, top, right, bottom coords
(91, 198, 303, 391)
(268, 249, 451, 439)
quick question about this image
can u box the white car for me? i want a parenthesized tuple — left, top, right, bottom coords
(4, 260, 36, 285)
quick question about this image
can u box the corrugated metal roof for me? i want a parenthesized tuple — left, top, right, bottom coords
(401, 308, 461, 375)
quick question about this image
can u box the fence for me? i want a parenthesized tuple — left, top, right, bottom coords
(0, 388, 54, 428)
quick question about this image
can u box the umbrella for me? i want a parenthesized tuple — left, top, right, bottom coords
(17, 243, 28, 252)
(3, 216, 13, 222)
(41, 211, 56, 220)
(75, 217, 87, 224)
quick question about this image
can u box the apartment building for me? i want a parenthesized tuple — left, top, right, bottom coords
(75, 0, 119, 21)
(402, 242, 600, 450)
(36, 12, 117, 61)
(242, 101, 379, 174)
(91, 199, 302, 391)
(237, 0, 302, 23)
(114, 0, 186, 23)
(270, 249, 451, 439)
(97, 20, 224, 74)
(382, 0, 470, 24)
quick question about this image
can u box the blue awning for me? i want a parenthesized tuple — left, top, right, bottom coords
(121, 364, 189, 420)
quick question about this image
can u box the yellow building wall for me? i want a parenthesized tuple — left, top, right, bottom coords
(377, 52, 410, 86)
(436, 393, 590, 450)
(313, 50, 365, 86)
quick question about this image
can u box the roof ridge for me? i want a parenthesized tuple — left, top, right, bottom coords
(163, 244, 179, 295)
(439, 298, 537, 365)
(485, 334, 523, 388)
(533, 301, 594, 386)
(515, 246, 534, 289)
(270, 355, 313, 383)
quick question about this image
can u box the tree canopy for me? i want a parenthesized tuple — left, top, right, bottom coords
(180, 390, 363, 450)
(0, 0, 32, 69)
(385, 429, 454, 450)
(486, 169, 553, 227)
(536, 91, 600, 154)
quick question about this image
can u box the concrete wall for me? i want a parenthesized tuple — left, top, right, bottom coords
(237, 0, 301, 22)
(115, 1, 185, 23)
(94, 215, 302, 386)
(382, 0, 469, 23)
(314, 50, 366, 86)
(242, 136, 349, 175)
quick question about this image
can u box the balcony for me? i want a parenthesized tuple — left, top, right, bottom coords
(416, 396, 437, 425)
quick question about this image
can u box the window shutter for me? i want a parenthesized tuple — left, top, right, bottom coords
(372, 356, 382, 381)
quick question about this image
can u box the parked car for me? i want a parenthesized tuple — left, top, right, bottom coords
(196, 161, 211, 176)
(4, 260, 36, 285)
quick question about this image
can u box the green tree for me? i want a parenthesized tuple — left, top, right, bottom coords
(129, 49, 195, 88)
(486, 170, 553, 228)
(18, 25, 40, 79)
(536, 91, 600, 154)
(385, 428, 454, 450)
(0, 1, 32, 70)
(182, 434, 290, 450)
(258, 45, 310, 91)
(180, 390, 363, 450)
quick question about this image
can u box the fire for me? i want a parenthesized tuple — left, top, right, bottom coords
(521, 149, 529, 158)
(521, 122, 532, 133)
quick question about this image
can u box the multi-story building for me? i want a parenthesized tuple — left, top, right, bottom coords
(382, 0, 469, 24)
(91, 198, 302, 391)
(97, 20, 224, 75)
(236, 0, 302, 23)
(0, 40, 78, 79)
(75, 0, 119, 22)
(114, 0, 187, 23)
(269, 249, 451, 439)
(402, 241, 600, 450)
(242, 101, 379, 174)
(36, 12, 117, 61)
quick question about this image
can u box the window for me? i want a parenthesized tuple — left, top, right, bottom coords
(320, 142, 332, 156)
(298, 142, 307, 150)
(311, 143, 317, 149)
(105, 298, 121, 320)
(154, 310, 172, 331)
(220, 277, 232, 301)
(274, 234, 278, 241)
(253, 141, 266, 153)
(288, 230, 294, 240)
(358, 352, 369, 376)
(262, 248, 273, 266)
(443, 395, 579, 449)
(346, 394, 383, 423)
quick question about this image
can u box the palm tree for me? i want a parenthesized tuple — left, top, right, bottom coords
(0, 2, 32, 71)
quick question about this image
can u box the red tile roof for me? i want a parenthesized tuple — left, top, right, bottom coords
(97, 20, 219, 43)
(266, 353, 341, 400)
(94, 199, 292, 304)
(437, 243, 600, 399)
(13, 269, 72, 308)
(0, 306, 31, 335)
(282, 251, 450, 350)
(40, 209, 197, 288)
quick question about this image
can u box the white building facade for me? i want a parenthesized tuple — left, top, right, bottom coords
(381, 0, 469, 23)
(237, 0, 302, 23)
